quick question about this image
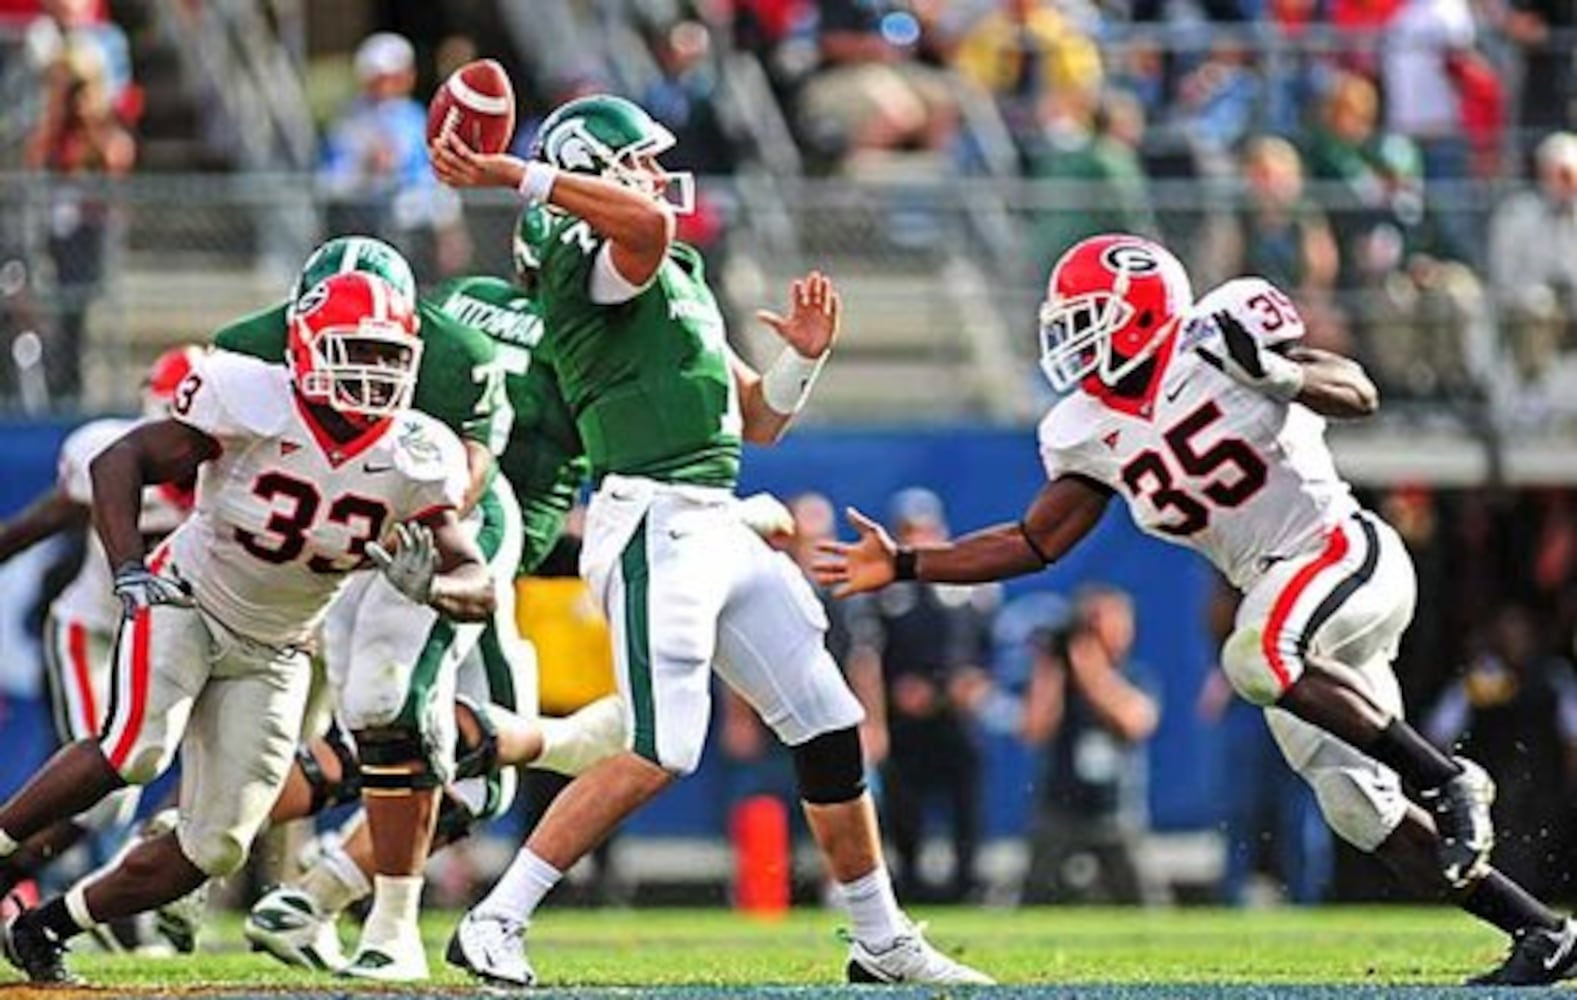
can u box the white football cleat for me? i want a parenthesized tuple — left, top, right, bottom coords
(243, 887, 346, 972)
(154, 879, 208, 955)
(445, 908, 534, 988)
(341, 933, 430, 983)
(534, 695, 627, 777)
(845, 924, 993, 985)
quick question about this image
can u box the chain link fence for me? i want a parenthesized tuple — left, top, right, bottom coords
(0, 171, 1573, 440)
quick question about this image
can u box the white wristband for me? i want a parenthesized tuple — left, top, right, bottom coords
(518, 162, 558, 206)
(1260, 349, 1306, 402)
(761, 347, 828, 415)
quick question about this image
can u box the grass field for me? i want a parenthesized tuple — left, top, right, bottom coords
(4, 905, 1564, 998)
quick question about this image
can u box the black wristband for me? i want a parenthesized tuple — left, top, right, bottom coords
(894, 547, 918, 581)
(1018, 520, 1052, 566)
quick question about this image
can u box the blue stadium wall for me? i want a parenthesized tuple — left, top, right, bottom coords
(0, 420, 1224, 836)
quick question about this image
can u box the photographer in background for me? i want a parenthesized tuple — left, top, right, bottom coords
(1021, 585, 1163, 905)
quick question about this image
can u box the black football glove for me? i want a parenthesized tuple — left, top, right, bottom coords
(1196, 310, 1304, 401)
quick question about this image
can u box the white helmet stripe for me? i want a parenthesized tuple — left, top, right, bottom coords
(368, 270, 388, 320)
(339, 237, 365, 276)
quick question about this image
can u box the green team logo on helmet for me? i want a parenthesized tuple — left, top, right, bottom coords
(291, 236, 417, 319)
(513, 203, 554, 278)
(532, 94, 694, 214)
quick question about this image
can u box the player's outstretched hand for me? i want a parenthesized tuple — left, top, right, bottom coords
(812, 507, 897, 598)
(113, 561, 195, 617)
(368, 522, 438, 604)
(755, 271, 841, 360)
(428, 131, 527, 191)
(1196, 310, 1304, 401)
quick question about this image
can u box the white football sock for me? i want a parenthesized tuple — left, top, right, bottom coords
(0, 829, 17, 857)
(478, 848, 561, 922)
(838, 866, 906, 951)
(360, 875, 423, 949)
(300, 842, 371, 916)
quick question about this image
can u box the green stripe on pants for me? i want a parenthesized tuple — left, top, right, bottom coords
(621, 516, 657, 763)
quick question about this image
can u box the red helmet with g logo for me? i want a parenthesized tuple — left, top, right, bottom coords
(288, 272, 421, 419)
(1038, 234, 1193, 394)
(142, 345, 204, 417)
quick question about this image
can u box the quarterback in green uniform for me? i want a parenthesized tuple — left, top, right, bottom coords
(431, 95, 991, 987)
(213, 237, 534, 981)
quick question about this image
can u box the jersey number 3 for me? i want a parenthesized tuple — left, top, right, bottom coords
(236, 472, 390, 573)
(1119, 401, 1267, 536)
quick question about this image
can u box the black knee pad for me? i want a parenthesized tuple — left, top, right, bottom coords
(453, 695, 500, 781)
(296, 725, 363, 815)
(355, 727, 443, 792)
(792, 727, 866, 805)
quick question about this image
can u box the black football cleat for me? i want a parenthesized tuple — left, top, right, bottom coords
(1, 905, 79, 984)
(1467, 918, 1577, 986)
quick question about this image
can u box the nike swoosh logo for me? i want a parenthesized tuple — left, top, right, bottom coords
(1164, 375, 1193, 402)
(364, 463, 393, 474)
(1544, 934, 1573, 971)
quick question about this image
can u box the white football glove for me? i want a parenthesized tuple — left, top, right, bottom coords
(112, 561, 194, 617)
(367, 523, 438, 604)
(1196, 310, 1305, 402)
(737, 492, 796, 540)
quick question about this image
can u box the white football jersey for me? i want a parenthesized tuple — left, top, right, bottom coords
(52, 417, 194, 632)
(1039, 277, 1358, 590)
(164, 352, 467, 646)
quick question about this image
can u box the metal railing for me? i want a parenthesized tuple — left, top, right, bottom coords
(1, 172, 1573, 457)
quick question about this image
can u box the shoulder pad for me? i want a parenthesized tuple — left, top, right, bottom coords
(389, 412, 468, 483)
(1189, 277, 1305, 347)
(1037, 394, 1105, 454)
(196, 352, 293, 436)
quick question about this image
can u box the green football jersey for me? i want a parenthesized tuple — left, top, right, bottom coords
(432, 275, 589, 575)
(212, 300, 503, 450)
(537, 216, 740, 488)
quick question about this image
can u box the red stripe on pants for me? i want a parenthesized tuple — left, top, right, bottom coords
(107, 546, 172, 770)
(66, 622, 97, 737)
(1261, 526, 1350, 692)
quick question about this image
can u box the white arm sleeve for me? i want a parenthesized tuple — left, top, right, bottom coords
(589, 241, 655, 305)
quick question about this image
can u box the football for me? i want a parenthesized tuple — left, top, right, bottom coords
(426, 58, 515, 155)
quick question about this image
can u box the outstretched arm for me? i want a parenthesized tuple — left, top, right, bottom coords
(90, 420, 217, 570)
(1283, 345, 1378, 419)
(428, 133, 672, 288)
(0, 489, 88, 562)
(813, 474, 1111, 595)
(733, 271, 841, 444)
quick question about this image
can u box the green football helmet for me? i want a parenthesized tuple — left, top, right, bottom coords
(291, 236, 418, 319)
(513, 202, 554, 279)
(531, 94, 694, 214)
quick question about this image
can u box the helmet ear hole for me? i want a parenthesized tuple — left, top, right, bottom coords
(1137, 309, 1154, 327)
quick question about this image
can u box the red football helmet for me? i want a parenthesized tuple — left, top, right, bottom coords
(288, 272, 421, 420)
(1038, 234, 1193, 394)
(142, 345, 204, 417)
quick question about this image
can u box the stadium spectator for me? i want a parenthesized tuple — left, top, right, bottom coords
(1302, 72, 1424, 292)
(1380, 0, 1480, 262)
(1487, 131, 1577, 404)
(1028, 90, 1155, 273)
(642, 19, 739, 177)
(1499, 0, 1574, 153)
(1168, 40, 1262, 167)
(24, 0, 132, 113)
(949, 0, 1104, 162)
(1198, 136, 1345, 350)
(1425, 604, 1577, 898)
(846, 488, 995, 902)
(794, 0, 959, 170)
(1020, 585, 1163, 905)
(1197, 579, 1332, 905)
(319, 32, 468, 278)
(23, 38, 133, 402)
